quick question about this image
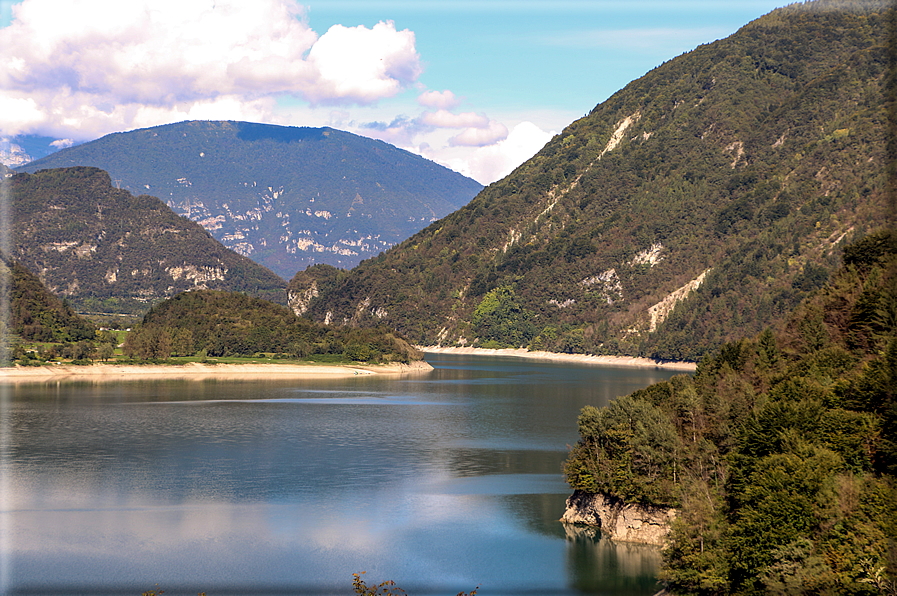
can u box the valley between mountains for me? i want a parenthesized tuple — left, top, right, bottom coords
(8, 1, 893, 365)
(3, 2, 896, 594)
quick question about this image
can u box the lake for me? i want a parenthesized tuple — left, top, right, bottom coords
(1, 354, 683, 596)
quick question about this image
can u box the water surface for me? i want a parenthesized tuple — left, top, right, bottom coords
(2, 354, 682, 595)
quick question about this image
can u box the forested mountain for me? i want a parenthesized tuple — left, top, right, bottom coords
(564, 229, 897, 594)
(292, 0, 893, 361)
(2, 258, 96, 342)
(11, 167, 287, 314)
(18, 121, 483, 278)
(125, 289, 423, 363)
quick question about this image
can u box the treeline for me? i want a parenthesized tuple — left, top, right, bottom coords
(124, 289, 423, 363)
(563, 230, 896, 594)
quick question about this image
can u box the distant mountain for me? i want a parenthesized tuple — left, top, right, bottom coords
(0, 134, 73, 167)
(11, 167, 287, 314)
(18, 121, 483, 278)
(291, 0, 894, 361)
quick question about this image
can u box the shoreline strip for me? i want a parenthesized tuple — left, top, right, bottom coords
(0, 361, 434, 383)
(419, 346, 697, 371)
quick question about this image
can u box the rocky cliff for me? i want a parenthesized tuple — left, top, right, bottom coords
(560, 490, 677, 547)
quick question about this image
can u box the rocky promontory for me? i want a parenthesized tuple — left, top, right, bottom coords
(560, 490, 677, 547)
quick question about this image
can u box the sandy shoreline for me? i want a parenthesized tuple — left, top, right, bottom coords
(0, 360, 434, 383)
(0, 348, 695, 383)
(420, 346, 697, 371)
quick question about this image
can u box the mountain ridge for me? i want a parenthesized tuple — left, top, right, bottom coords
(291, 0, 894, 362)
(10, 166, 288, 314)
(18, 120, 483, 278)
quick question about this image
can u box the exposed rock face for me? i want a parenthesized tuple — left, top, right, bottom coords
(646, 269, 710, 332)
(560, 490, 677, 547)
(288, 281, 319, 316)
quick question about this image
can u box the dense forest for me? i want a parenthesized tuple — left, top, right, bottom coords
(2, 258, 96, 343)
(11, 166, 287, 314)
(124, 289, 423, 364)
(18, 121, 483, 278)
(293, 0, 893, 362)
(563, 230, 897, 594)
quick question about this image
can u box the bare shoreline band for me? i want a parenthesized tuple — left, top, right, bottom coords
(0, 348, 695, 384)
(419, 346, 697, 371)
(0, 360, 434, 384)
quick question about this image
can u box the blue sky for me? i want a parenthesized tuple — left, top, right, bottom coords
(0, 0, 789, 183)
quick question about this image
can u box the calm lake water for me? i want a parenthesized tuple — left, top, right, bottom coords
(1, 354, 682, 596)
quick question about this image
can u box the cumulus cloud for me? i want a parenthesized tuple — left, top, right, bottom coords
(356, 104, 508, 150)
(464, 122, 554, 184)
(420, 109, 489, 129)
(0, 0, 422, 137)
(449, 120, 509, 147)
(417, 89, 460, 110)
(306, 21, 422, 105)
(0, 0, 554, 184)
(0, 95, 45, 135)
(358, 114, 422, 147)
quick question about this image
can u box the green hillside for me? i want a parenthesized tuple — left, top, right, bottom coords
(125, 289, 423, 363)
(11, 166, 287, 314)
(564, 229, 897, 594)
(294, 0, 893, 361)
(18, 121, 483, 279)
(2, 258, 96, 343)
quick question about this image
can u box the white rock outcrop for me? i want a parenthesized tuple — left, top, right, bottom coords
(560, 490, 677, 547)
(646, 269, 710, 332)
(288, 281, 319, 316)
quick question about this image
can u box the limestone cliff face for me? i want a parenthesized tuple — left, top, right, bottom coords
(560, 490, 677, 547)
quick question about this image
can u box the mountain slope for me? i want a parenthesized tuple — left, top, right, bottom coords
(564, 229, 897, 594)
(126, 289, 423, 363)
(294, 0, 894, 361)
(2, 258, 96, 343)
(11, 166, 287, 314)
(18, 121, 483, 278)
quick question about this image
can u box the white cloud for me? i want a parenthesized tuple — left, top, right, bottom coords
(306, 21, 422, 104)
(356, 114, 422, 147)
(0, 0, 557, 184)
(448, 120, 508, 147)
(354, 104, 510, 153)
(463, 121, 553, 184)
(420, 109, 489, 129)
(0, 0, 422, 138)
(417, 89, 460, 110)
(0, 95, 45, 135)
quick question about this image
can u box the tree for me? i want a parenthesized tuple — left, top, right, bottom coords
(471, 286, 535, 348)
(97, 342, 115, 362)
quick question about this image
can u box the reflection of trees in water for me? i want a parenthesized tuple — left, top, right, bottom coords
(564, 524, 663, 595)
(500, 493, 570, 539)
